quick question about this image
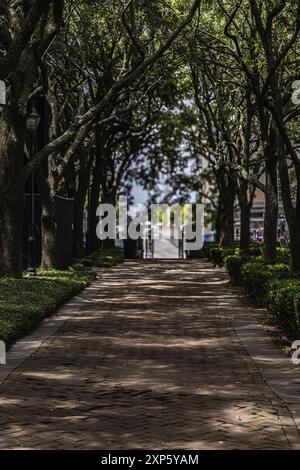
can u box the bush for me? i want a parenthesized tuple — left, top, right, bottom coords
(247, 246, 263, 257)
(225, 255, 250, 284)
(276, 247, 290, 265)
(200, 242, 220, 259)
(80, 249, 124, 267)
(267, 279, 300, 333)
(241, 262, 290, 304)
(0, 269, 95, 347)
(268, 263, 290, 279)
(241, 262, 271, 301)
(201, 243, 263, 266)
(210, 247, 237, 266)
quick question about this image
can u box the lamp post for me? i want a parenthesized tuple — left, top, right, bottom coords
(26, 105, 41, 277)
(0, 80, 6, 108)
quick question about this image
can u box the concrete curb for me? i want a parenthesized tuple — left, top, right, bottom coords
(233, 306, 300, 437)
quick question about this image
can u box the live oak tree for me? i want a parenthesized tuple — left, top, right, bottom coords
(0, 0, 64, 277)
(248, 0, 300, 272)
(0, 0, 202, 277)
(3, 0, 299, 278)
(216, 0, 300, 268)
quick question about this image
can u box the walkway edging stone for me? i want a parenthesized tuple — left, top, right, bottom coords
(231, 294, 300, 440)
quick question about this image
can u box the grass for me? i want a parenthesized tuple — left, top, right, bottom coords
(0, 248, 125, 348)
(0, 269, 95, 347)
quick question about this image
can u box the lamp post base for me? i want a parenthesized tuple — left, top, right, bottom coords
(27, 234, 37, 277)
(26, 268, 37, 277)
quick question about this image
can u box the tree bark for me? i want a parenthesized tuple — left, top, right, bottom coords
(101, 188, 117, 249)
(256, 107, 278, 263)
(215, 201, 221, 244)
(278, 142, 300, 273)
(73, 191, 86, 259)
(41, 205, 56, 268)
(90, 164, 102, 252)
(89, 130, 107, 252)
(290, 219, 300, 273)
(73, 199, 85, 259)
(220, 204, 234, 247)
(263, 156, 278, 263)
(267, 73, 300, 272)
(239, 197, 251, 252)
(0, 114, 25, 277)
(35, 166, 57, 268)
(218, 173, 236, 247)
(73, 146, 94, 258)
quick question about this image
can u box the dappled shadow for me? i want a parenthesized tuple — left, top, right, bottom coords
(0, 261, 297, 449)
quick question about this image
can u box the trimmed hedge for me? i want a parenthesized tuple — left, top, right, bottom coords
(0, 269, 95, 347)
(224, 255, 250, 284)
(276, 247, 290, 264)
(222, 245, 298, 336)
(201, 242, 221, 260)
(79, 248, 124, 268)
(266, 279, 300, 333)
(241, 262, 290, 304)
(246, 246, 263, 257)
(203, 243, 263, 267)
(210, 247, 237, 266)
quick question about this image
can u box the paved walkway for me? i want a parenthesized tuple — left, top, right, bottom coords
(0, 260, 299, 449)
(153, 237, 180, 259)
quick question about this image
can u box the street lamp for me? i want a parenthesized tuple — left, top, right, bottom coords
(0, 80, 6, 109)
(26, 105, 41, 277)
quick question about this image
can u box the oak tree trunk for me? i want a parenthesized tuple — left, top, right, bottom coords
(73, 193, 86, 259)
(240, 203, 251, 252)
(263, 162, 278, 263)
(219, 181, 235, 247)
(0, 114, 25, 277)
(36, 166, 57, 268)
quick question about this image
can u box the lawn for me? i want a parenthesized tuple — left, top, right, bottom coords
(0, 269, 96, 347)
(0, 248, 125, 347)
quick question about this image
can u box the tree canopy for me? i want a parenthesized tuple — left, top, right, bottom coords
(1, 0, 300, 276)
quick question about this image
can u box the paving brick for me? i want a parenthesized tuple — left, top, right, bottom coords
(0, 260, 299, 449)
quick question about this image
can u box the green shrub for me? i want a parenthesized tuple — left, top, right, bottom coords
(268, 263, 290, 279)
(241, 262, 271, 301)
(247, 246, 263, 257)
(225, 255, 250, 284)
(202, 242, 263, 265)
(201, 242, 220, 259)
(276, 247, 290, 265)
(0, 270, 95, 347)
(210, 247, 237, 266)
(80, 249, 124, 267)
(241, 262, 290, 304)
(267, 279, 300, 333)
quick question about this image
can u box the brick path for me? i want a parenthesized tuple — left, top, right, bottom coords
(0, 260, 299, 449)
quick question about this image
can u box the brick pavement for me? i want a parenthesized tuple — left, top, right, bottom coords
(0, 260, 299, 449)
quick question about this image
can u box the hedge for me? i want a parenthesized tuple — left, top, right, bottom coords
(222, 246, 298, 335)
(79, 248, 124, 268)
(267, 279, 300, 333)
(224, 255, 250, 284)
(210, 247, 238, 266)
(241, 262, 290, 304)
(203, 243, 263, 267)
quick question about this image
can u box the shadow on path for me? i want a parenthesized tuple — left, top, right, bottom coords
(0, 261, 298, 449)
